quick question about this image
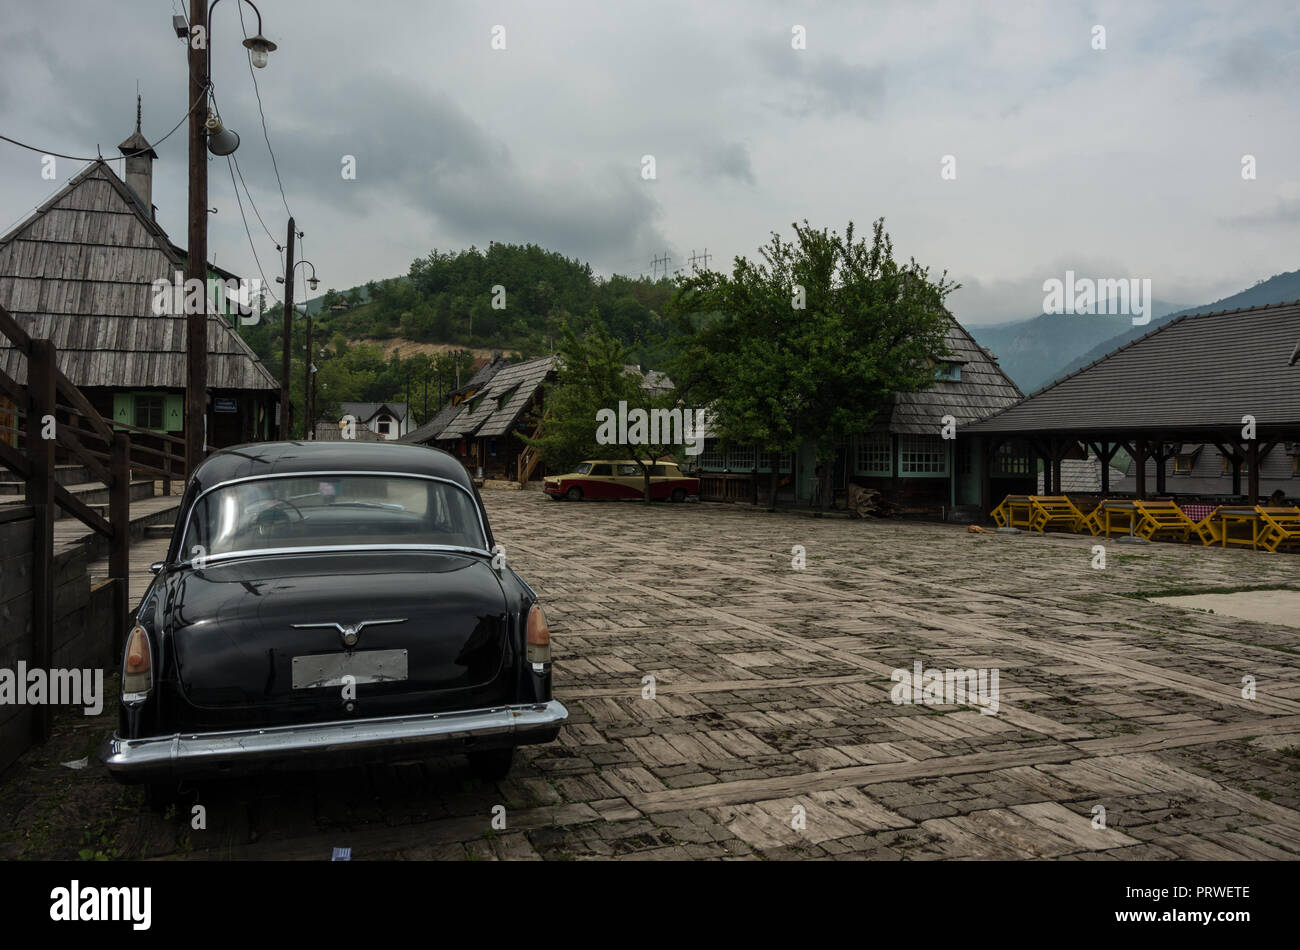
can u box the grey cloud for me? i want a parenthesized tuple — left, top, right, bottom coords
(691, 142, 755, 185)
(1222, 197, 1300, 227)
(280, 73, 667, 273)
(757, 37, 886, 118)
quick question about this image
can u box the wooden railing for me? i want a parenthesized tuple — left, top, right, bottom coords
(0, 302, 130, 744)
(517, 418, 547, 486)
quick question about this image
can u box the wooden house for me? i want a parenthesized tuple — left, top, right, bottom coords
(0, 117, 278, 470)
(690, 318, 1031, 516)
(403, 354, 557, 481)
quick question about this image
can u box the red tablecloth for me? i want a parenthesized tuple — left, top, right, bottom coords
(1179, 504, 1217, 523)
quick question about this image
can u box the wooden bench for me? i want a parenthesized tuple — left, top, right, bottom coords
(1258, 506, 1300, 553)
(1082, 499, 1136, 537)
(1132, 499, 1196, 542)
(991, 494, 1035, 529)
(1194, 506, 1225, 546)
(1028, 496, 1086, 533)
(1211, 505, 1279, 550)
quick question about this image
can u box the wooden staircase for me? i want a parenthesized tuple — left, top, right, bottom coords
(516, 418, 547, 486)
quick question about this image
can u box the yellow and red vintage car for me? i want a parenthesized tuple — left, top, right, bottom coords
(543, 459, 700, 502)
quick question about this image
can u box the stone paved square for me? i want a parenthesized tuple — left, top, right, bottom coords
(4, 488, 1300, 861)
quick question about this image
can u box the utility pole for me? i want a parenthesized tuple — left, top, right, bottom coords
(185, 0, 209, 476)
(689, 248, 711, 272)
(279, 217, 295, 438)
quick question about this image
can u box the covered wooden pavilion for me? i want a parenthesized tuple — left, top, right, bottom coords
(965, 300, 1300, 513)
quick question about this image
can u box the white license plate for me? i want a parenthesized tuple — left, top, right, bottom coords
(292, 649, 409, 689)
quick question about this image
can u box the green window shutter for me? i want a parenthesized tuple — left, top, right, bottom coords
(112, 393, 133, 430)
(164, 394, 185, 432)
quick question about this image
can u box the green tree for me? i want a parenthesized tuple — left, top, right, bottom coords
(525, 312, 679, 502)
(668, 219, 956, 508)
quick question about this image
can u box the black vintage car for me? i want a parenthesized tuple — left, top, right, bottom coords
(99, 441, 566, 804)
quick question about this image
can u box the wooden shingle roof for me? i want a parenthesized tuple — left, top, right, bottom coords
(966, 301, 1300, 435)
(438, 355, 557, 440)
(881, 318, 1024, 434)
(0, 161, 277, 391)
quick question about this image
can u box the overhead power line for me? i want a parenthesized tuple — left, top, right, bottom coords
(238, 0, 293, 221)
(227, 155, 281, 308)
(0, 83, 209, 163)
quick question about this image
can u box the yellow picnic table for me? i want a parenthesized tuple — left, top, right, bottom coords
(1087, 500, 1139, 538)
(1132, 499, 1197, 542)
(1194, 506, 1224, 545)
(991, 494, 1035, 529)
(990, 494, 1085, 533)
(1215, 506, 1273, 550)
(1258, 506, 1300, 552)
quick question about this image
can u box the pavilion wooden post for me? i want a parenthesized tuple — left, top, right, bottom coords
(1090, 441, 1112, 495)
(1134, 439, 1147, 500)
(1051, 439, 1063, 494)
(1155, 442, 1167, 496)
(1248, 439, 1260, 502)
(978, 437, 995, 517)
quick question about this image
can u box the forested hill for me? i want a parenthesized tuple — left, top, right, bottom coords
(259, 242, 679, 365)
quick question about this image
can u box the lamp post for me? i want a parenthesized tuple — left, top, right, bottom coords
(311, 345, 327, 440)
(276, 258, 318, 438)
(186, 0, 275, 474)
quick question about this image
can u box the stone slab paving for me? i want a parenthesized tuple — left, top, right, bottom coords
(3, 489, 1299, 861)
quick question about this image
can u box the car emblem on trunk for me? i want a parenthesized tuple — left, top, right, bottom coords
(292, 618, 406, 648)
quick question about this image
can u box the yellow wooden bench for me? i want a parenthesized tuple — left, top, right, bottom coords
(1028, 495, 1086, 533)
(1194, 506, 1224, 546)
(991, 494, 1036, 529)
(1083, 499, 1137, 537)
(1132, 499, 1196, 542)
(1258, 506, 1300, 553)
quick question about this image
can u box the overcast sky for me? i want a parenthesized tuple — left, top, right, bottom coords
(2, 0, 1297, 326)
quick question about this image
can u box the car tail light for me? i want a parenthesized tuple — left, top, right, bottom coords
(123, 624, 152, 698)
(526, 604, 551, 666)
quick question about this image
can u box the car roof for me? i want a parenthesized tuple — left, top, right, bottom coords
(582, 459, 681, 466)
(191, 441, 475, 490)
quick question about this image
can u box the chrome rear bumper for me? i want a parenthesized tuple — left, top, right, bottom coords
(100, 700, 567, 782)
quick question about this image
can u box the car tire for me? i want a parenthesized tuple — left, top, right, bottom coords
(671, 488, 686, 503)
(467, 747, 515, 780)
(565, 487, 583, 502)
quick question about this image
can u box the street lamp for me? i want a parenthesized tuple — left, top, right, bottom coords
(200, 2, 277, 156)
(185, 0, 277, 477)
(242, 32, 277, 68)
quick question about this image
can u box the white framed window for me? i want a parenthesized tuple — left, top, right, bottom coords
(899, 435, 947, 475)
(854, 433, 892, 475)
(933, 362, 963, 381)
(726, 444, 756, 471)
(994, 443, 1030, 476)
(754, 451, 793, 473)
(699, 443, 724, 470)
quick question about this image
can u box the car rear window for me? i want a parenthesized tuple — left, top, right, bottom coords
(183, 475, 487, 559)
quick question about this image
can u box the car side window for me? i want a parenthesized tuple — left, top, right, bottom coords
(590, 464, 612, 477)
(617, 464, 639, 476)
